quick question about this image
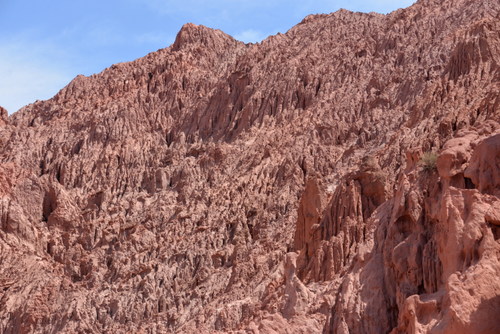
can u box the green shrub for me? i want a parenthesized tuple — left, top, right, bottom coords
(419, 151, 438, 171)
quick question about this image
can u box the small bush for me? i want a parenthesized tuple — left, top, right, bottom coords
(419, 151, 438, 171)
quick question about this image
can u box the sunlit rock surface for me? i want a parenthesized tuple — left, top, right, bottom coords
(0, 0, 499, 332)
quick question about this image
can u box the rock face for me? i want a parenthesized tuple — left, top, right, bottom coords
(0, 0, 499, 333)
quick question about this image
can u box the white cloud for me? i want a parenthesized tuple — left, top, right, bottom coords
(0, 39, 73, 114)
(0, 30, 173, 114)
(234, 29, 268, 43)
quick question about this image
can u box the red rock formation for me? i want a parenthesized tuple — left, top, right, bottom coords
(0, 106, 7, 127)
(293, 177, 324, 256)
(0, 0, 499, 333)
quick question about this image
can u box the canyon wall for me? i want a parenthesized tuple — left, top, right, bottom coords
(0, 0, 499, 332)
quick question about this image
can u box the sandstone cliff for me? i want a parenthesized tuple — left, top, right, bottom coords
(0, 0, 499, 333)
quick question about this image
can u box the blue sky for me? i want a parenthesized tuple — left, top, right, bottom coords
(0, 0, 416, 114)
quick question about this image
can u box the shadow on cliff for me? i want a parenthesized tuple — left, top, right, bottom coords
(469, 295, 500, 334)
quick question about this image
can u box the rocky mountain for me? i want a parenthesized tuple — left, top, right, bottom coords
(1, 0, 499, 333)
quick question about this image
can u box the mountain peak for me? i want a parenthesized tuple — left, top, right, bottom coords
(1, 0, 499, 333)
(172, 23, 239, 51)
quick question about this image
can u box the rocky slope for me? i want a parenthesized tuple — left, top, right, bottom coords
(0, 0, 499, 333)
